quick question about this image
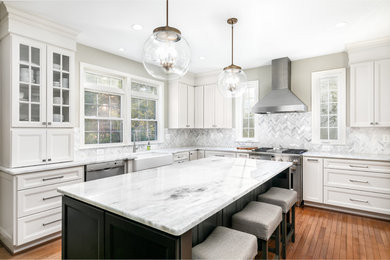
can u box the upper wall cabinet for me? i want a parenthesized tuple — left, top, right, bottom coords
(169, 82, 195, 128)
(350, 59, 390, 127)
(11, 35, 75, 128)
(203, 84, 232, 129)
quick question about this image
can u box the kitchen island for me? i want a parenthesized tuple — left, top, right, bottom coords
(58, 157, 291, 259)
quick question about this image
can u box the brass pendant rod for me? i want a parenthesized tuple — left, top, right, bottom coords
(231, 22, 234, 65)
(166, 0, 169, 26)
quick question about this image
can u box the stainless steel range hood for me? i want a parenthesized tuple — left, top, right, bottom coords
(252, 57, 307, 114)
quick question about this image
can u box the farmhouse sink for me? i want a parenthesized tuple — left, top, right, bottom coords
(133, 152, 173, 172)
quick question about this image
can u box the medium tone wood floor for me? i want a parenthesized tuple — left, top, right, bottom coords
(0, 206, 389, 259)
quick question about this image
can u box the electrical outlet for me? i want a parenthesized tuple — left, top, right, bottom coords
(97, 149, 105, 155)
(383, 135, 389, 143)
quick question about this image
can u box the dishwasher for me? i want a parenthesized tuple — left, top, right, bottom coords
(85, 160, 125, 181)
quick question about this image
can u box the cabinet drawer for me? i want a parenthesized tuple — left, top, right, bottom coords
(17, 207, 62, 245)
(17, 166, 84, 190)
(173, 152, 189, 161)
(324, 187, 390, 215)
(324, 158, 390, 173)
(18, 179, 82, 218)
(205, 151, 237, 158)
(324, 168, 390, 194)
(236, 153, 249, 159)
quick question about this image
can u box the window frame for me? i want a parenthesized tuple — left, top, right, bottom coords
(235, 80, 259, 142)
(80, 63, 164, 148)
(311, 68, 346, 144)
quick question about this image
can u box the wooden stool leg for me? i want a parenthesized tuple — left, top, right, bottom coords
(281, 213, 287, 259)
(292, 205, 296, 243)
(261, 239, 268, 260)
(275, 224, 281, 260)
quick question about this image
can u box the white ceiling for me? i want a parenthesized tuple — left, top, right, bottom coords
(5, 0, 390, 73)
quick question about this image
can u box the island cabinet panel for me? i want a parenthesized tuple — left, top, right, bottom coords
(62, 196, 105, 259)
(105, 213, 179, 259)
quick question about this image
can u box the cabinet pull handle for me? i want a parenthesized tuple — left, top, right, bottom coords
(370, 122, 374, 125)
(375, 122, 379, 125)
(349, 179, 369, 183)
(48, 158, 52, 162)
(42, 176, 64, 181)
(42, 219, 61, 226)
(307, 159, 318, 162)
(48, 122, 52, 125)
(42, 159, 46, 162)
(349, 198, 368, 203)
(349, 164, 368, 168)
(42, 195, 62, 201)
(42, 122, 47, 125)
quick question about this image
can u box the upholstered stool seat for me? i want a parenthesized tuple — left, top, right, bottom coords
(258, 187, 297, 213)
(232, 201, 282, 259)
(192, 226, 258, 260)
(258, 187, 298, 259)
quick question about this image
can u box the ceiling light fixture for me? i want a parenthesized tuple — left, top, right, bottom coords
(118, 48, 125, 52)
(217, 18, 247, 98)
(142, 0, 190, 80)
(132, 24, 143, 31)
(335, 21, 348, 28)
(199, 56, 206, 60)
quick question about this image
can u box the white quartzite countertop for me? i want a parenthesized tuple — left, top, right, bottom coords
(58, 157, 291, 236)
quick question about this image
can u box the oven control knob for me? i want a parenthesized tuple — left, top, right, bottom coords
(292, 159, 299, 165)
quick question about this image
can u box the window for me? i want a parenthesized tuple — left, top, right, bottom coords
(235, 81, 259, 141)
(312, 68, 346, 144)
(81, 64, 127, 146)
(131, 81, 162, 142)
(80, 63, 164, 147)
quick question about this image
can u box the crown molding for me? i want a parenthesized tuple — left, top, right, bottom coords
(346, 36, 390, 64)
(346, 36, 390, 52)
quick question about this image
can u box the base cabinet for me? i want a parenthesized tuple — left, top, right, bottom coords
(303, 157, 324, 203)
(62, 196, 181, 259)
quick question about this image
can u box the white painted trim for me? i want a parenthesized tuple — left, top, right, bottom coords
(346, 36, 390, 52)
(235, 81, 259, 142)
(311, 68, 346, 144)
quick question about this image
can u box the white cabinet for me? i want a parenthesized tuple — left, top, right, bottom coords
(350, 59, 390, 127)
(169, 82, 195, 128)
(11, 128, 73, 167)
(197, 150, 205, 159)
(194, 86, 204, 128)
(189, 150, 198, 161)
(237, 153, 250, 158)
(203, 84, 232, 128)
(303, 157, 323, 203)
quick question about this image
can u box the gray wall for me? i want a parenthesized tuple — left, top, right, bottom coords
(244, 52, 349, 111)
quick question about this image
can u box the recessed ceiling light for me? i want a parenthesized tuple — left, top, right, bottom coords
(118, 48, 125, 52)
(335, 22, 348, 28)
(132, 24, 143, 31)
(199, 56, 206, 60)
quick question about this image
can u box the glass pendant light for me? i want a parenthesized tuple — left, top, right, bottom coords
(143, 0, 191, 80)
(218, 18, 247, 98)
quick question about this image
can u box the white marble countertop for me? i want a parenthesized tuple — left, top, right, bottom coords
(303, 151, 390, 162)
(58, 157, 291, 236)
(157, 146, 253, 154)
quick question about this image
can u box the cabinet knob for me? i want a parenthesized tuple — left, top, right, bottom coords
(42, 159, 46, 162)
(48, 122, 52, 125)
(48, 158, 52, 162)
(375, 122, 379, 125)
(42, 122, 47, 125)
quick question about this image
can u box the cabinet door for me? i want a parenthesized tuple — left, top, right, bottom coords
(11, 129, 46, 167)
(178, 83, 188, 128)
(194, 86, 204, 128)
(214, 85, 224, 128)
(303, 157, 324, 203)
(203, 85, 215, 128)
(189, 150, 198, 161)
(47, 129, 74, 163)
(47, 46, 74, 127)
(12, 36, 47, 127)
(187, 85, 195, 128)
(374, 59, 390, 126)
(350, 62, 374, 127)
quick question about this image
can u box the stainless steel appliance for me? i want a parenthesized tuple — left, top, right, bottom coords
(252, 57, 307, 114)
(85, 160, 125, 182)
(249, 147, 307, 206)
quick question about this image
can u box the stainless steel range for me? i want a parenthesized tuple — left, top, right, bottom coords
(249, 147, 307, 206)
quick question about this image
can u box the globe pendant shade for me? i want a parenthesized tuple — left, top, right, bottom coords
(217, 68, 248, 98)
(143, 30, 191, 81)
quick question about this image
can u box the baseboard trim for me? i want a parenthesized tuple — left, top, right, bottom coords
(303, 201, 390, 221)
(0, 232, 61, 255)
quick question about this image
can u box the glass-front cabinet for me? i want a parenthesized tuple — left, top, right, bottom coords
(47, 46, 74, 127)
(12, 36, 74, 127)
(13, 37, 46, 127)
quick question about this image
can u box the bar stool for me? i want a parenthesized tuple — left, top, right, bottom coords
(232, 201, 282, 260)
(258, 187, 297, 259)
(192, 226, 258, 260)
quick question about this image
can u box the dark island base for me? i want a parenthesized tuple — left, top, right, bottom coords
(62, 170, 288, 259)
